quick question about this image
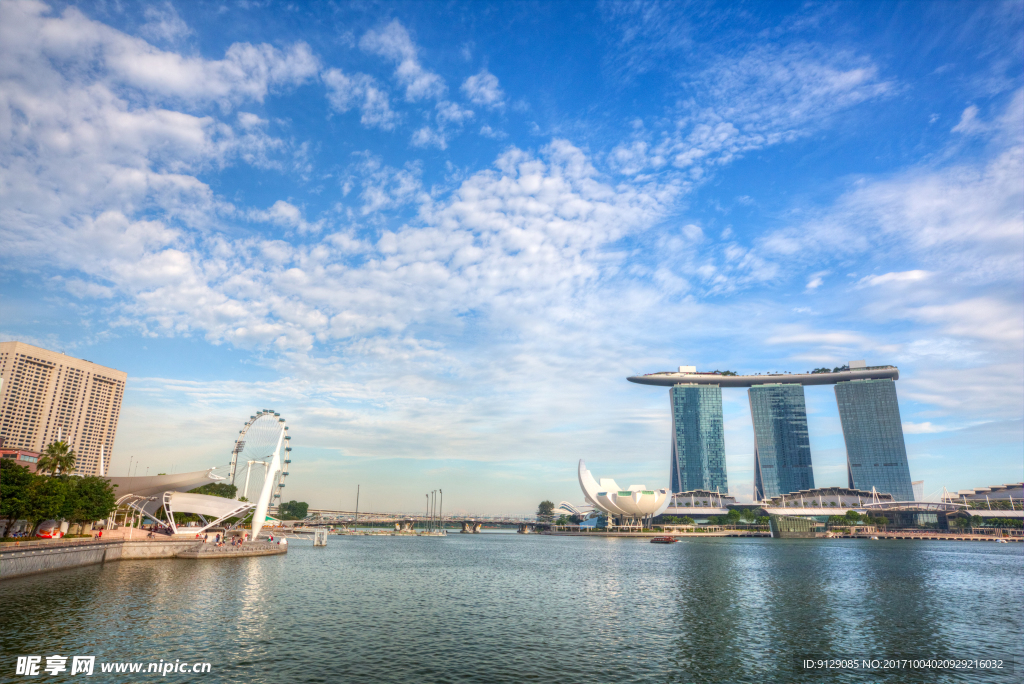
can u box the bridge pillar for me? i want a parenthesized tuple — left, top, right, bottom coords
(472, 522, 482, 533)
(460, 521, 472, 533)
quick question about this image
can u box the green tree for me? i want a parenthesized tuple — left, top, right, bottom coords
(875, 516, 889, 527)
(25, 476, 68, 535)
(61, 476, 117, 529)
(537, 500, 555, 520)
(277, 500, 309, 520)
(1, 460, 36, 538)
(556, 515, 569, 526)
(189, 483, 238, 498)
(844, 509, 862, 523)
(36, 441, 77, 476)
(679, 516, 695, 525)
(726, 509, 742, 525)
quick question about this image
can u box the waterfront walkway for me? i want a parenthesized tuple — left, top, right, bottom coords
(546, 530, 770, 538)
(177, 542, 286, 558)
(849, 532, 1021, 542)
(1, 537, 287, 581)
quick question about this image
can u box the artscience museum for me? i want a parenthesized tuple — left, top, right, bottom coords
(577, 460, 671, 528)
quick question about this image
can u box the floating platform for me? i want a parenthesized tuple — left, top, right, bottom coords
(176, 542, 287, 559)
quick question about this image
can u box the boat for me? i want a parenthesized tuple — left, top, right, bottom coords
(997, 539, 1008, 543)
(650, 536, 679, 544)
(870, 536, 879, 540)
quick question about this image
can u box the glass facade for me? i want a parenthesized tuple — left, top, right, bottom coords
(669, 385, 728, 494)
(835, 379, 914, 501)
(749, 384, 815, 500)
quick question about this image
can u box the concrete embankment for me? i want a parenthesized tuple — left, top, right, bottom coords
(1, 539, 286, 581)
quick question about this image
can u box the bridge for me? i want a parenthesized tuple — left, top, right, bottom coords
(290, 509, 541, 533)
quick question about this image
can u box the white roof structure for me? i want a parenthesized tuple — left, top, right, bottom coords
(578, 460, 671, 520)
(106, 469, 224, 498)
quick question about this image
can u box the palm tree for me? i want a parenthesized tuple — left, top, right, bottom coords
(36, 441, 77, 476)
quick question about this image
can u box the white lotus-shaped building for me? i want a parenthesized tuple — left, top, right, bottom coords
(578, 460, 671, 524)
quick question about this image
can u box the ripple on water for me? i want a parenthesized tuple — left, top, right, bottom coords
(1, 536, 1021, 683)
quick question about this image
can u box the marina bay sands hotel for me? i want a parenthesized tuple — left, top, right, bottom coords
(627, 362, 915, 502)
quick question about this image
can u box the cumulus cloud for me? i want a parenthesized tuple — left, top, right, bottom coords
(359, 19, 445, 101)
(461, 69, 505, 109)
(248, 200, 325, 234)
(322, 68, 398, 129)
(410, 101, 474, 149)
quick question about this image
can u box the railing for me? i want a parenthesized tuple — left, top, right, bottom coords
(0, 537, 115, 550)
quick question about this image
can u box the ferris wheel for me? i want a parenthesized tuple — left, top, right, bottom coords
(229, 409, 292, 509)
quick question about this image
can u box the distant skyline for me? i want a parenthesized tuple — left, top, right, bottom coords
(1, 1, 1021, 513)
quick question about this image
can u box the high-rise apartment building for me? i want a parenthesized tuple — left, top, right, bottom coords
(749, 384, 815, 500)
(834, 378, 914, 501)
(669, 384, 728, 494)
(0, 341, 126, 476)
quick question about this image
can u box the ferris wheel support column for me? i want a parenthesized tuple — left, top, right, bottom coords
(251, 429, 284, 539)
(240, 461, 253, 502)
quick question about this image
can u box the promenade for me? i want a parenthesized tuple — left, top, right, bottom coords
(1, 535, 287, 581)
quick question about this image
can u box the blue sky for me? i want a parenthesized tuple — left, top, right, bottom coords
(1, 0, 1021, 514)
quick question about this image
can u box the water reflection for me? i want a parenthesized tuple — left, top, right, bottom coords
(0, 537, 1020, 683)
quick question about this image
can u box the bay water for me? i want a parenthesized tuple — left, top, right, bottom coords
(1, 534, 1020, 683)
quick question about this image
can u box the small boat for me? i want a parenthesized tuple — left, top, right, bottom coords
(997, 539, 1008, 543)
(650, 536, 679, 544)
(870, 536, 879, 540)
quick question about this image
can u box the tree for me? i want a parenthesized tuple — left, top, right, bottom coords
(844, 509, 862, 523)
(537, 500, 555, 520)
(189, 483, 237, 498)
(1, 460, 36, 538)
(62, 476, 117, 529)
(875, 516, 889, 527)
(36, 441, 77, 476)
(726, 509, 741, 524)
(951, 516, 971, 530)
(24, 476, 68, 535)
(277, 500, 308, 520)
(556, 515, 569, 526)
(679, 516, 695, 525)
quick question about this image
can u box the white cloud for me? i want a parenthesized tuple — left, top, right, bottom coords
(857, 270, 931, 287)
(322, 68, 398, 130)
(479, 124, 506, 139)
(461, 69, 504, 109)
(139, 2, 193, 44)
(902, 421, 951, 434)
(359, 19, 446, 101)
(248, 200, 325, 234)
(410, 101, 474, 149)
(951, 104, 985, 135)
(1, 3, 318, 108)
(805, 270, 828, 290)
(339, 153, 427, 216)
(609, 43, 893, 175)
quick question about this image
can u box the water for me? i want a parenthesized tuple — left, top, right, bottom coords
(1, 535, 1021, 683)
